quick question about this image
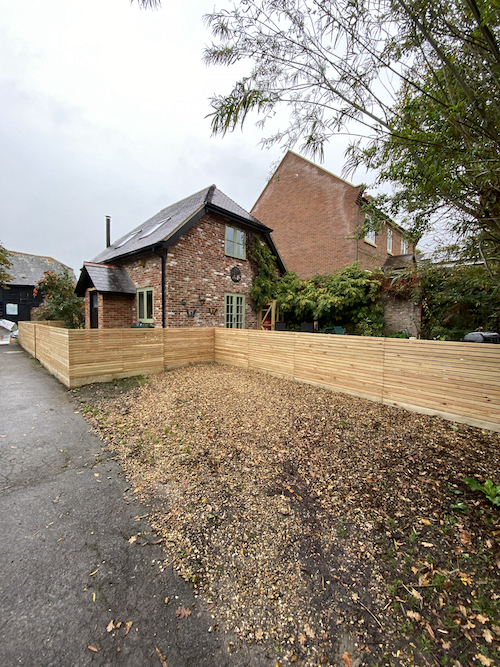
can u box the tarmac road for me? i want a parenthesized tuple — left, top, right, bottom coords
(0, 341, 270, 667)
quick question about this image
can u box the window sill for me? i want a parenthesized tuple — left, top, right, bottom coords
(364, 239, 377, 248)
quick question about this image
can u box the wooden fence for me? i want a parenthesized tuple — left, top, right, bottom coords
(215, 330, 500, 432)
(18, 323, 214, 388)
(18, 323, 500, 431)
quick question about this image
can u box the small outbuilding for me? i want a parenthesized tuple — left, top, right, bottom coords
(0, 251, 73, 324)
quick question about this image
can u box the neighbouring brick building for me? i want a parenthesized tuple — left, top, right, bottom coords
(251, 151, 415, 278)
(76, 186, 285, 330)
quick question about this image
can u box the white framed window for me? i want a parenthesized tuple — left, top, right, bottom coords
(364, 229, 376, 245)
(387, 228, 393, 253)
(225, 293, 245, 328)
(137, 288, 154, 323)
(401, 239, 408, 254)
(225, 225, 246, 259)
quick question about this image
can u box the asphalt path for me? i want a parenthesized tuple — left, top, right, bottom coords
(0, 341, 270, 667)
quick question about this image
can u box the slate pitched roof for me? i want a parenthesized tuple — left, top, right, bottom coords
(6, 251, 73, 286)
(92, 185, 277, 266)
(75, 263, 136, 297)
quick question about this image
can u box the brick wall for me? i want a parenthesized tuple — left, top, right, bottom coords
(252, 151, 413, 278)
(382, 294, 421, 337)
(90, 211, 267, 330)
(100, 294, 133, 329)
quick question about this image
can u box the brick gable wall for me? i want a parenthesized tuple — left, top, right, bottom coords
(85, 212, 268, 329)
(252, 152, 413, 277)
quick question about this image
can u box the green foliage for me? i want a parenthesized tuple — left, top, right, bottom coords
(383, 263, 499, 340)
(464, 478, 500, 508)
(0, 241, 13, 289)
(34, 269, 84, 329)
(204, 0, 500, 262)
(275, 264, 384, 334)
(248, 235, 279, 307)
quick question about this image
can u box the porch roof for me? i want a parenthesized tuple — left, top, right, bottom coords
(75, 263, 136, 297)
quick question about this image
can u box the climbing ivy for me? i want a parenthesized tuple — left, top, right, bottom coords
(248, 235, 279, 308)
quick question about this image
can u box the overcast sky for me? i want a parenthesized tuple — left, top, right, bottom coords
(0, 0, 374, 276)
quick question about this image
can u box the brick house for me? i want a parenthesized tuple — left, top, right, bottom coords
(251, 151, 415, 278)
(75, 185, 285, 330)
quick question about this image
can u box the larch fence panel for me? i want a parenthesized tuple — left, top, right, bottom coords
(247, 330, 295, 378)
(214, 328, 249, 368)
(382, 338, 500, 429)
(35, 326, 71, 387)
(293, 333, 385, 401)
(18, 322, 36, 358)
(67, 329, 164, 387)
(163, 328, 215, 368)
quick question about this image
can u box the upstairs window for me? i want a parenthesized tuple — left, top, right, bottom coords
(137, 288, 154, 323)
(387, 228, 393, 253)
(225, 225, 246, 259)
(364, 229, 376, 245)
(401, 239, 408, 254)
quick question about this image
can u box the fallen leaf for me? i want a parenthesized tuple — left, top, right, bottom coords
(164, 597, 169, 605)
(255, 628, 263, 641)
(460, 531, 472, 546)
(421, 542, 434, 548)
(458, 605, 467, 617)
(407, 611, 421, 622)
(154, 644, 168, 667)
(128, 535, 137, 544)
(298, 633, 306, 646)
(175, 606, 191, 619)
(124, 621, 133, 636)
(419, 572, 432, 586)
(106, 620, 115, 633)
(409, 587, 423, 602)
(419, 518, 431, 525)
(476, 614, 489, 624)
(476, 655, 494, 666)
(87, 645, 98, 652)
(342, 651, 352, 667)
(441, 640, 451, 650)
(483, 628, 494, 643)
(425, 622, 435, 640)
(134, 487, 141, 493)
(491, 625, 500, 636)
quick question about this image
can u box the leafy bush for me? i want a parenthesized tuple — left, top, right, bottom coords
(34, 269, 84, 329)
(274, 264, 384, 333)
(383, 263, 500, 340)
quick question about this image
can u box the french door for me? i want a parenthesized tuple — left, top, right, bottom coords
(225, 293, 245, 328)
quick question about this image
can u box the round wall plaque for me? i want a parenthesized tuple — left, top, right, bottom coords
(230, 266, 242, 283)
